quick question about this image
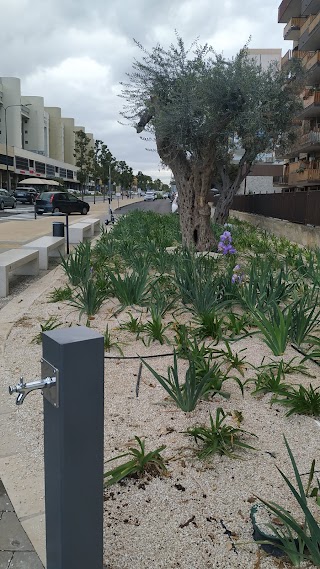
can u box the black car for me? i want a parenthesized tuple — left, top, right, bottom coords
(14, 187, 38, 204)
(35, 192, 90, 215)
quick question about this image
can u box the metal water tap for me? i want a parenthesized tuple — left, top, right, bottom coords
(9, 375, 57, 405)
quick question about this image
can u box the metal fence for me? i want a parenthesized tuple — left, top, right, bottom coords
(213, 191, 320, 227)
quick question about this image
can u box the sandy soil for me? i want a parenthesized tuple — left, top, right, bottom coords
(2, 266, 320, 569)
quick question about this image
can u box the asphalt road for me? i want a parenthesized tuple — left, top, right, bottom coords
(117, 198, 172, 215)
(0, 196, 173, 221)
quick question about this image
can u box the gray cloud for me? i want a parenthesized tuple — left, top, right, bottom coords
(1, 0, 287, 181)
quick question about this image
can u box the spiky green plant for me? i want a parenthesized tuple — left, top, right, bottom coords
(32, 316, 63, 344)
(48, 285, 73, 303)
(141, 351, 216, 412)
(107, 267, 151, 308)
(120, 313, 144, 335)
(251, 365, 292, 397)
(60, 241, 91, 286)
(186, 407, 256, 459)
(273, 384, 320, 417)
(255, 436, 320, 567)
(104, 436, 167, 487)
(289, 294, 320, 346)
(103, 324, 124, 355)
(142, 308, 171, 345)
(252, 304, 292, 356)
(195, 310, 225, 343)
(69, 279, 106, 325)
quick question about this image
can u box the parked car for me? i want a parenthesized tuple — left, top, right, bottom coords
(144, 190, 156, 201)
(35, 192, 90, 215)
(0, 189, 16, 210)
(14, 187, 38, 204)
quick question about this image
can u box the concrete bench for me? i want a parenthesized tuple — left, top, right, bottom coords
(78, 218, 100, 237)
(68, 222, 92, 244)
(23, 236, 65, 270)
(0, 248, 39, 297)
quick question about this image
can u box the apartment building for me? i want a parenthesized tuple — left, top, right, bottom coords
(236, 49, 284, 195)
(0, 77, 92, 189)
(276, 0, 320, 192)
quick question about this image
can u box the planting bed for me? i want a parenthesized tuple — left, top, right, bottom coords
(2, 212, 320, 568)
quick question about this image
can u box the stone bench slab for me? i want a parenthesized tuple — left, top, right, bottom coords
(23, 236, 65, 270)
(0, 249, 39, 297)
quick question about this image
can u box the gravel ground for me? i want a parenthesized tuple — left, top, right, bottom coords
(1, 267, 320, 569)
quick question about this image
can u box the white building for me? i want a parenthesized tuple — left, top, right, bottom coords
(0, 76, 94, 189)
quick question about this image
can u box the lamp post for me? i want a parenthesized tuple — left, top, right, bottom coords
(4, 103, 31, 191)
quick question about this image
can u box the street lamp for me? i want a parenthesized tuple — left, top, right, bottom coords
(4, 103, 31, 192)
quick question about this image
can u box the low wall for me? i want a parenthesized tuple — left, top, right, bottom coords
(210, 205, 320, 248)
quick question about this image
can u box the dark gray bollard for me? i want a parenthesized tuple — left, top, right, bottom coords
(42, 327, 104, 569)
(9, 326, 105, 569)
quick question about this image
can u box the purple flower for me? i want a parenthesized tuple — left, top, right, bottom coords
(218, 230, 236, 255)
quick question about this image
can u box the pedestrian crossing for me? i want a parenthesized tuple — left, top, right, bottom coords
(0, 210, 35, 221)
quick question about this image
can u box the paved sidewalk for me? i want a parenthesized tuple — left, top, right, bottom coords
(0, 479, 43, 569)
(0, 197, 142, 567)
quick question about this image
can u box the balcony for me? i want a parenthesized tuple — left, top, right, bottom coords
(302, 0, 320, 16)
(299, 13, 320, 50)
(298, 91, 320, 118)
(303, 50, 320, 83)
(285, 128, 320, 155)
(273, 176, 289, 186)
(288, 167, 320, 185)
(282, 49, 315, 69)
(284, 17, 308, 39)
(20, 105, 30, 118)
(278, 0, 303, 23)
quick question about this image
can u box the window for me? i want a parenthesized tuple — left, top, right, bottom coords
(67, 169, 74, 179)
(29, 160, 34, 167)
(15, 156, 29, 170)
(25, 130, 28, 134)
(35, 161, 45, 174)
(25, 141, 28, 144)
(0, 154, 13, 166)
(46, 164, 55, 177)
(59, 168, 66, 178)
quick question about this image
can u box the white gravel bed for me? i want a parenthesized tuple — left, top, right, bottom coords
(2, 269, 320, 569)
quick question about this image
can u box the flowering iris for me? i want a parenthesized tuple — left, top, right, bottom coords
(218, 230, 236, 255)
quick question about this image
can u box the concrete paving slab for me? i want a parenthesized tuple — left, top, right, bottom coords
(0, 551, 12, 569)
(0, 481, 13, 513)
(9, 551, 44, 569)
(0, 512, 33, 551)
(21, 515, 45, 565)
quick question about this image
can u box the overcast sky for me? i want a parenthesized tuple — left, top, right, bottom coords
(1, 0, 287, 184)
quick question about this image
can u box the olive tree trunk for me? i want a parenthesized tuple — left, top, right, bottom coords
(174, 166, 216, 251)
(213, 160, 252, 225)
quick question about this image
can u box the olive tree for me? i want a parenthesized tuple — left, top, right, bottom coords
(122, 37, 302, 250)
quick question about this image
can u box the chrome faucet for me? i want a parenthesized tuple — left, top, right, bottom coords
(9, 376, 57, 405)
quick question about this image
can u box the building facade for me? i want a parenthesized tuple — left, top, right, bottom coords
(276, 0, 320, 192)
(0, 76, 93, 189)
(236, 49, 284, 195)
